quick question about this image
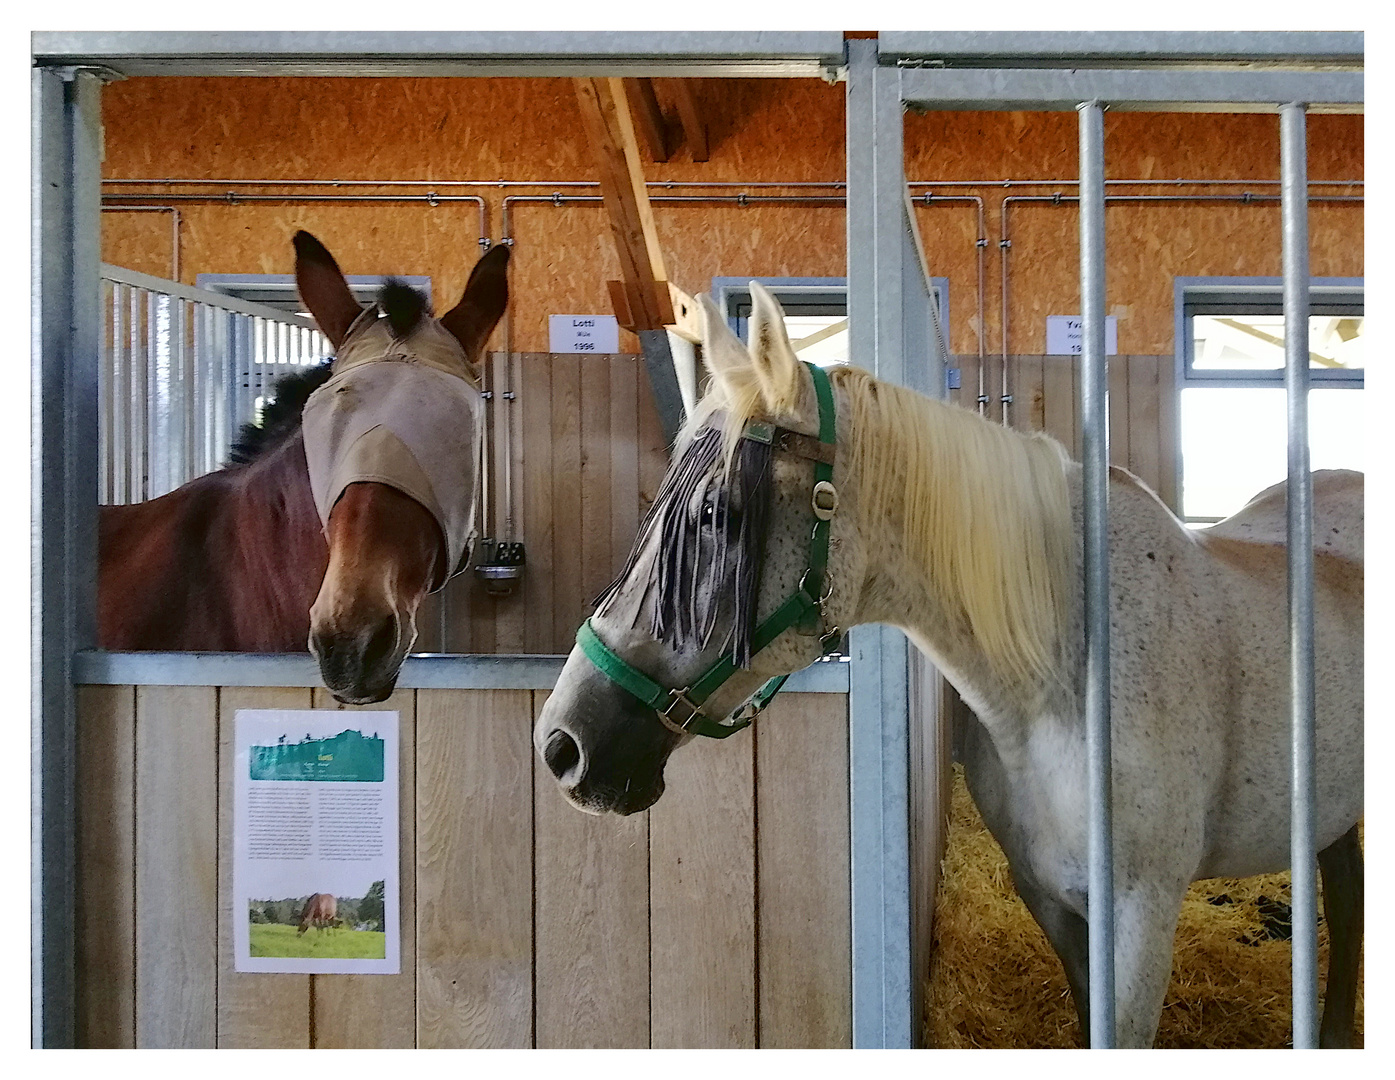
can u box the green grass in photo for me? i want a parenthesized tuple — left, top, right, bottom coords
(249, 921, 386, 959)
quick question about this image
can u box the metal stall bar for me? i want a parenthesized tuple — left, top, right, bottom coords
(1280, 101, 1319, 1049)
(844, 38, 915, 1048)
(897, 67, 1362, 113)
(31, 31, 847, 79)
(1077, 99, 1117, 1047)
(32, 65, 103, 1050)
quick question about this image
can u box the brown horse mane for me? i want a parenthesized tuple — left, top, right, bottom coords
(228, 359, 335, 466)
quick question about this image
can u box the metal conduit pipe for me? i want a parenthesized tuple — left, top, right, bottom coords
(911, 193, 988, 413)
(103, 176, 1361, 190)
(100, 205, 182, 281)
(100, 191, 491, 252)
(999, 191, 1363, 428)
(104, 177, 848, 189)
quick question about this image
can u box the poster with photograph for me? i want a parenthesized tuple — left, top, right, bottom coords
(233, 709, 400, 974)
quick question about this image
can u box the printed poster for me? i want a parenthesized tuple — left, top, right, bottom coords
(233, 709, 400, 974)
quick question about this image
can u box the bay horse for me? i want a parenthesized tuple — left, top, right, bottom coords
(533, 283, 1363, 1047)
(98, 231, 510, 703)
(296, 892, 337, 936)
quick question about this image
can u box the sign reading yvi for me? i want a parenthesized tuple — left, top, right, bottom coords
(249, 728, 386, 783)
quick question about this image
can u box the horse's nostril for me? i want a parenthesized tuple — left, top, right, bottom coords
(361, 617, 399, 672)
(544, 728, 581, 781)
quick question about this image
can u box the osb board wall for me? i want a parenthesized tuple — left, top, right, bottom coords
(99, 78, 1362, 359)
(76, 683, 852, 1048)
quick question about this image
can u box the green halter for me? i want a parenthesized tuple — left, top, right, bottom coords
(577, 360, 840, 740)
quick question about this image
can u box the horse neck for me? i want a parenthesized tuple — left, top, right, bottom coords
(842, 385, 1079, 724)
(222, 432, 329, 647)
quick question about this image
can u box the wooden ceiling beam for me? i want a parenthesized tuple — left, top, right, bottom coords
(668, 79, 709, 162)
(621, 78, 673, 163)
(573, 75, 675, 332)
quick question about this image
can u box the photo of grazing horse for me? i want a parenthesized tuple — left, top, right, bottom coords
(534, 284, 1362, 1047)
(97, 231, 510, 702)
(296, 892, 338, 936)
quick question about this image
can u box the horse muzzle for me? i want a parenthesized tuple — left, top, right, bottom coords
(310, 615, 405, 705)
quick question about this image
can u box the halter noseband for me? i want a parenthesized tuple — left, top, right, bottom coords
(577, 360, 839, 740)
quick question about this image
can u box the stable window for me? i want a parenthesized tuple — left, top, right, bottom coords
(196, 272, 434, 426)
(712, 276, 949, 371)
(1175, 277, 1363, 524)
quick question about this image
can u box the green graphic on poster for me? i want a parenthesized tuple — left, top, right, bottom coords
(249, 728, 385, 782)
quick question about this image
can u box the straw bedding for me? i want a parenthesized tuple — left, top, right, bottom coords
(926, 765, 1364, 1048)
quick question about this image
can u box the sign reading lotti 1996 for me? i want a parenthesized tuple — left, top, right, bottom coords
(549, 314, 620, 354)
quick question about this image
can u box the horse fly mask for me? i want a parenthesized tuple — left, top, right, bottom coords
(301, 304, 484, 590)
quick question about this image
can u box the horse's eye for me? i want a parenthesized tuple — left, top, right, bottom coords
(700, 502, 715, 524)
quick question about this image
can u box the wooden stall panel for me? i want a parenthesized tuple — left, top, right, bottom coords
(649, 727, 756, 1048)
(310, 686, 418, 1048)
(756, 692, 851, 1048)
(416, 689, 534, 1048)
(550, 356, 584, 651)
(216, 687, 314, 1048)
(1128, 355, 1163, 499)
(520, 354, 556, 654)
(533, 691, 651, 1048)
(135, 685, 219, 1048)
(76, 685, 137, 1048)
(1041, 354, 1078, 459)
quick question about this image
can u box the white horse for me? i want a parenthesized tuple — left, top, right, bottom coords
(534, 283, 1363, 1047)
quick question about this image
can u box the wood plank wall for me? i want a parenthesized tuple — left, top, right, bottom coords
(75, 685, 851, 1048)
(428, 352, 667, 656)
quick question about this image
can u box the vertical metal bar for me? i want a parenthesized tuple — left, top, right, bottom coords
(133, 288, 149, 500)
(32, 64, 102, 1049)
(845, 36, 915, 1049)
(108, 283, 125, 502)
(98, 278, 113, 503)
(1281, 100, 1319, 1050)
(1078, 99, 1117, 1049)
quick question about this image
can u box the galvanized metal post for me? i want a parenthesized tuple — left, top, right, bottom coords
(32, 65, 103, 1048)
(845, 36, 914, 1048)
(1077, 99, 1117, 1048)
(1280, 100, 1319, 1050)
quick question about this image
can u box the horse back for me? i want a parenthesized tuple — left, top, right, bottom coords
(1202, 469, 1363, 566)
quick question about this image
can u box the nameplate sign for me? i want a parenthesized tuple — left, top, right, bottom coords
(1046, 315, 1117, 356)
(549, 315, 620, 354)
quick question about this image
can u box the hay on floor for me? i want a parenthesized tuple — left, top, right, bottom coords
(925, 764, 1364, 1048)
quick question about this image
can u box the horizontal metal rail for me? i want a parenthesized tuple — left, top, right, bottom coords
(900, 67, 1362, 113)
(32, 30, 846, 78)
(73, 650, 853, 691)
(879, 30, 1363, 67)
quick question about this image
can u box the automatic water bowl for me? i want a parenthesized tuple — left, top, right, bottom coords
(474, 538, 526, 596)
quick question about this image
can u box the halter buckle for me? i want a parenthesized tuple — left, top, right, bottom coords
(812, 480, 839, 521)
(659, 687, 705, 734)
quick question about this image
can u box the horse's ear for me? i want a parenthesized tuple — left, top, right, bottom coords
(698, 293, 749, 391)
(746, 281, 803, 413)
(439, 244, 511, 362)
(293, 231, 362, 349)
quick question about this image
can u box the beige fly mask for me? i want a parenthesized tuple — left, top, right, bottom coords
(301, 305, 484, 591)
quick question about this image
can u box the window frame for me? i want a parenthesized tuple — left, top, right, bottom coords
(195, 272, 434, 315)
(1172, 275, 1363, 522)
(710, 275, 949, 363)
